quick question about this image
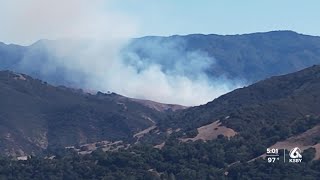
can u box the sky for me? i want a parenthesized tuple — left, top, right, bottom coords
(109, 0, 319, 37)
(1, 0, 319, 44)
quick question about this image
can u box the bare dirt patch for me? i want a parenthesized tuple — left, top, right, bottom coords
(154, 142, 165, 149)
(180, 120, 237, 142)
(269, 125, 320, 151)
(251, 125, 320, 161)
(133, 125, 157, 139)
(130, 98, 188, 112)
(133, 116, 157, 140)
(13, 73, 27, 81)
(313, 143, 320, 160)
(68, 140, 127, 155)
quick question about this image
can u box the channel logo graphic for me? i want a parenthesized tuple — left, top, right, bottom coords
(288, 147, 302, 163)
(265, 147, 303, 163)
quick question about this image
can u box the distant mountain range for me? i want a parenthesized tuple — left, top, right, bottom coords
(126, 30, 320, 82)
(1, 30, 320, 90)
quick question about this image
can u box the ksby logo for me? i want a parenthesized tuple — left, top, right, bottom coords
(288, 147, 302, 163)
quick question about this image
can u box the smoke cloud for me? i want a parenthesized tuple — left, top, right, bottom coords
(0, 0, 243, 106)
(0, 0, 137, 45)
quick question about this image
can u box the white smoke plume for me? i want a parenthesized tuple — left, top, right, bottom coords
(0, 0, 136, 45)
(0, 0, 243, 106)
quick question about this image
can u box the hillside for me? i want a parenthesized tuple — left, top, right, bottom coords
(0, 71, 171, 156)
(134, 65, 320, 163)
(162, 65, 320, 131)
(0, 66, 319, 179)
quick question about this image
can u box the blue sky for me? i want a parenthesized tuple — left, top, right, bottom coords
(109, 0, 319, 36)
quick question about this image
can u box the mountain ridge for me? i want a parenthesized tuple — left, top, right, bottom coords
(2, 30, 320, 96)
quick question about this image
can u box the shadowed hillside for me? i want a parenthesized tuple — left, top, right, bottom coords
(0, 71, 171, 156)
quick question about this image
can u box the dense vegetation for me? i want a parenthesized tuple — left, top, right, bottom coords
(161, 65, 320, 132)
(0, 71, 167, 156)
(0, 140, 319, 180)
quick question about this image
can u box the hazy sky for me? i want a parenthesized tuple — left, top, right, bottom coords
(1, 0, 319, 45)
(110, 0, 319, 36)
